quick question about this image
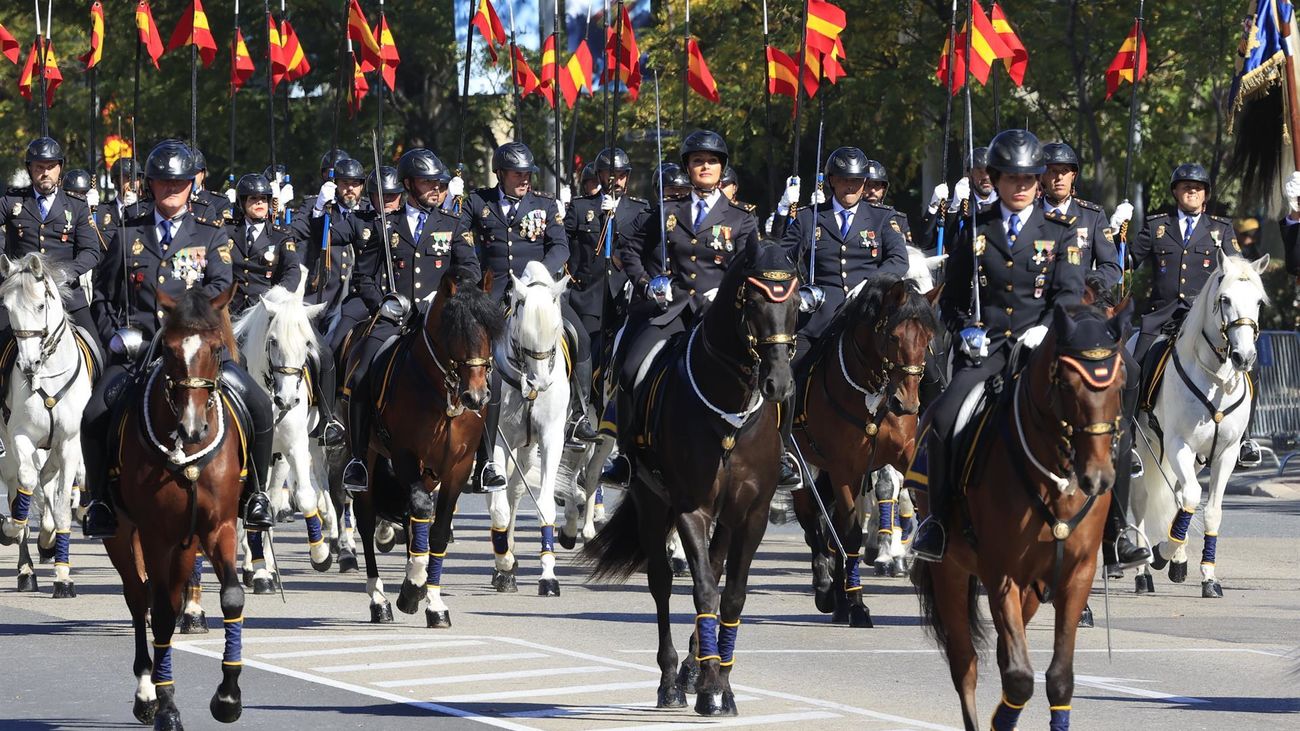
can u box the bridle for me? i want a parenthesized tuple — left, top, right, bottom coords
(1201, 273, 1261, 366)
(11, 274, 70, 377)
(263, 341, 308, 425)
(504, 281, 560, 401)
(839, 311, 927, 417)
(421, 315, 492, 417)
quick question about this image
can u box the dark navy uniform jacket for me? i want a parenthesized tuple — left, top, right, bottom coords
(190, 188, 234, 224)
(779, 200, 910, 339)
(1042, 197, 1122, 289)
(465, 187, 569, 300)
(940, 205, 1085, 355)
(291, 206, 362, 309)
(621, 192, 760, 324)
(1282, 218, 1300, 275)
(352, 204, 480, 310)
(0, 186, 103, 310)
(1131, 210, 1239, 332)
(228, 219, 303, 314)
(91, 207, 234, 346)
(563, 194, 649, 326)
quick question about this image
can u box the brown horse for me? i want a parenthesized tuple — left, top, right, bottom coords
(102, 284, 247, 730)
(584, 241, 799, 717)
(913, 303, 1126, 731)
(348, 272, 502, 626)
(790, 274, 937, 626)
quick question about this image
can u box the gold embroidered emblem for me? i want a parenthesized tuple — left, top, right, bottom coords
(1156, 224, 1166, 239)
(131, 239, 144, 255)
(1067, 246, 1082, 265)
(666, 214, 677, 232)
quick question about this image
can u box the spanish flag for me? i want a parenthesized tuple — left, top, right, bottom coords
(686, 38, 719, 104)
(538, 33, 557, 108)
(18, 40, 62, 107)
(964, 0, 1011, 85)
(79, 2, 105, 70)
(471, 0, 507, 63)
(561, 40, 594, 109)
(990, 2, 1027, 86)
(136, 1, 164, 69)
(268, 15, 285, 88)
(347, 0, 384, 71)
(935, 27, 966, 94)
(230, 28, 254, 93)
(349, 53, 369, 117)
(375, 14, 399, 90)
(281, 20, 311, 82)
(166, 0, 218, 67)
(824, 36, 847, 84)
(766, 45, 799, 100)
(603, 3, 641, 100)
(512, 44, 540, 98)
(805, 0, 846, 57)
(1105, 20, 1147, 101)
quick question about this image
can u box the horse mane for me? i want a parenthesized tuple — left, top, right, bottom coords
(165, 287, 237, 360)
(440, 284, 504, 351)
(824, 274, 938, 344)
(234, 287, 318, 377)
(514, 261, 564, 344)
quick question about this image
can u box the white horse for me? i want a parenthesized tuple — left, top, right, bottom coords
(233, 284, 337, 591)
(0, 254, 94, 598)
(1132, 252, 1268, 598)
(487, 262, 571, 596)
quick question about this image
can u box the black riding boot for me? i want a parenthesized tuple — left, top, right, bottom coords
(471, 374, 506, 493)
(222, 363, 274, 530)
(778, 396, 802, 490)
(310, 338, 345, 446)
(566, 355, 599, 445)
(80, 372, 120, 539)
(909, 439, 948, 562)
(342, 370, 373, 494)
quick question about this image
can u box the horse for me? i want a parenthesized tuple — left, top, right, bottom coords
(0, 254, 95, 598)
(350, 271, 501, 626)
(789, 274, 937, 626)
(486, 261, 572, 597)
(1131, 253, 1269, 598)
(584, 241, 800, 717)
(101, 284, 248, 729)
(913, 302, 1127, 731)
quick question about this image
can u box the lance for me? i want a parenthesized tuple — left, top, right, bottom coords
(807, 61, 825, 291)
(680, 0, 689, 132)
(552, 0, 563, 193)
(378, 0, 387, 154)
(934, 0, 959, 258)
(601, 0, 611, 154)
(265, 0, 278, 187)
(456, 0, 477, 169)
(230, 1, 242, 193)
(1118, 0, 1146, 269)
(505, 0, 523, 136)
(652, 68, 668, 283)
(963, 0, 980, 334)
(611, 0, 625, 150)
(316, 0, 350, 293)
(191, 44, 199, 149)
(88, 40, 99, 175)
(35, 0, 49, 137)
(569, 1, 596, 184)
(791, 0, 811, 179)
(761, 0, 777, 212)
(371, 130, 397, 292)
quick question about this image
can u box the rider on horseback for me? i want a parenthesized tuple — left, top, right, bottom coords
(82, 141, 276, 538)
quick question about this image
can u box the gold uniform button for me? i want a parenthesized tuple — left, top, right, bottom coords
(415, 282, 422, 289)
(840, 245, 847, 252)
(840, 258, 847, 265)
(1005, 284, 1013, 292)
(1180, 278, 1186, 284)
(1005, 261, 1014, 268)
(690, 255, 696, 262)
(1181, 264, 1187, 270)
(157, 310, 165, 318)
(691, 238, 697, 245)
(157, 276, 165, 283)
(1005, 307, 1014, 315)
(689, 289, 697, 296)
(1004, 330, 1013, 338)
(689, 272, 697, 279)
(414, 267, 421, 274)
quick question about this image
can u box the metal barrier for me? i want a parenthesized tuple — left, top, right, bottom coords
(1251, 331, 1300, 473)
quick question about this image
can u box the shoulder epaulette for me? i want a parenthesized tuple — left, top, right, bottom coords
(1210, 214, 1232, 225)
(627, 196, 648, 204)
(728, 198, 755, 213)
(66, 192, 87, 203)
(532, 190, 554, 200)
(194, 215, 225, 228)
(7, 186, 31, 196)
(1074, 198, 1102, 212)
(1043, 209, 1077, 226)
(1146, 212, 1170, 221)
(271, 223, 293, 235)
(740, 201, 758, 214)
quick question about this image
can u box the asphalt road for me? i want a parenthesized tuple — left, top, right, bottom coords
(1, 490, 1298, 731)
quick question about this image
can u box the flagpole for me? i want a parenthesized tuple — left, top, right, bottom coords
(133, 16, 142, 173)
(230, 1, 241, 186)
(612, 0, 625, 151)
(935, 0, 958, 258)
(1280, 0, 1300, 170)
(505, 0, 523, 137)
(791, 0, 811, 179)
(761, 0, 777, 212)
(191, 44, 199, 149)
(1119, 0, 1144, 268)
(680, 0, 690, 132)
(964, 0, 980, 331)
(266, 0, 278, 181)
(552, 0, 563, 192)
(457, 0, 476, 168)
(36, 0, 49, 136)
(378, 1, 387, 156)
(601, 0, 610, 155)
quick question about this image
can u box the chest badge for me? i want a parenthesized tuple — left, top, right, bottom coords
(1032, 240, 1051, 266)
(666, 214, 677, 232)
(11, 202, 21, 216)
(1156, 224, 1167, 239)
(131, 239, 144, 255)
(103, 212, 112, 225)
(361, 227, 372, 241)
(1067, 246, 1081, 265)
(1075, 227, 1090, 248)
(585, 209, 595, 222)
(391, 232, 400, 247)
(973, 234, 986, 255)
(1210, 229, 1222, 248)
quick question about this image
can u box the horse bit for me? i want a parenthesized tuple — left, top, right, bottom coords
(421, 319, 492, 417)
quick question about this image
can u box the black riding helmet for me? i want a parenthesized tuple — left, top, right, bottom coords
(595, 147, 632, 172)
(657, 163, 690, 190)
(580, 162, 597, 184)
(1170, 163, 1211, 191)
(492, 142, 539, 173)
(679, 130, 728, 168)
(967, 146, 990, 171)
(146, 140, 197, 180)
(985, 130, 1045, 176)
(263, 163, 288, 182)
(1041, 142, 1080, 171)
(398, 148, 453, 183)
(111, 158, 141, 183)
(823, 147, 870, 179)
(191, 148, 208, 172)
(367, 166, 402, 196)
(25, 137, 64, 165)
(720, 166, 738, 187)
(62, 169, 93, 195)
(334, 158, 366, 182)
(320, 149, 351, 172)
(236, 173, 273, 199)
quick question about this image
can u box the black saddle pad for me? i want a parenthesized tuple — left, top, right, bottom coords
(1139, 337, 1175, 413)
(629, 331, 685, 452)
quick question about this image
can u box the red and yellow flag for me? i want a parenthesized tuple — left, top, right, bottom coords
(1105, 20, 1148, 100)
(561, 40, 594, 109)
(766, 46, 799, 100)
(512, 44, 540, 98)
(538, 33, 557, 107)
(965, 0, 1012, 84)
(230, 28, 254, 93)
(603, 3, 641, 100)
(349, 53, 369, 117)
(281, 20, 311, 82)
(375, 14, 399, 90)
(0, 23, 17, 65)
(348, 0, 384, 71)
(166, 0, 218, 67)
(268, 15, 285, 88)
(686, 38, 719, 104)
(805, 0, 846, 56)
(136, 1, 164, 69)
(19, 40, 62, 107)
(79, 2, 105, 70)
(471, 0, 507, 63)
(802, 45, 822, 99)
(935, 27, 967, 95)
(104, 135, 133, 171)
(990, 2, 1027, 86)
(823, 37, 847, 84)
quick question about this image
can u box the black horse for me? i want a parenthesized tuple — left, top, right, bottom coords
(584, 242, 800, 717)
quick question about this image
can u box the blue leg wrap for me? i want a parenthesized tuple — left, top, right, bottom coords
(427, 552, 445, 588)
(877, 499, 896, 536)
(222, 617, 243, 666)
(54, 531, 70, 566)
(247, 530, 265, 561)
(343, 505, 353, 529)
(844, 553, 861, 591)
(718, 619, 739, 667)
(540, 524, 555, 555)
(901, 511, 916, 543)
(408, 517, 430, 556)
(903, 442, 929, 494)
(1169, 508, 1194, 544)
(152, 643, 174, 685)
(990, 697, 1025, 731)
(595, 486, 605, 505)
(1201, 533, 1218, 565)
(10, 488, 32, 523)
(490, 528, 509, 556)
(695, 614, 720, 661)
(1050, 706, 1070, 731)
(190, 554, 204, 586)
(304, 511, 324, 545)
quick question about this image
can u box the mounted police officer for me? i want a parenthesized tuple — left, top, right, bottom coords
(228, 173, 303, 314)
(340, 149, 481, 493)
(0, 137, 104, 341)
(82, 140, 276, 538)
(922, 147, 998, 255)
(327, 165, 403, 353)
(579, 161, 600, 197)
(291, 157, 365, 314)
(657, 163, 692, 201)
(295, 149, 354, 219)
(465, 141, 598, 491)
(62, 168, 94, 202)
(189, 148, 234, 224)
(97, 158, 145, 229)
(1038, 142, 1124, 289)
(907, 130, 1086, 562)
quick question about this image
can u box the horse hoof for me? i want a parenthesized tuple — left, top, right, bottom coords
(1135, 574, 1155, 595)
(242, 569, 254, 588)
(133, 697, 158, 724)
(426, 609, 452, 628)
(1078, 605, 1095, 628)
(38, 543, 56, 564)
(252, 577, 275, 595)
(812, 556, 835, 613)
(16, 574, 37, 592)
(694, 690, 733, 717)
(180, 612, 209, 634)
(848, 604, 873, 628)
(491, 569, 518, 593)
(52, 580, 76, 599)
(370, 601, 395, 623)
(310, 552, 333, 573)
(720, 690, 739, 715)
(1169, 561, 1188, 584)
(671, 557, 689, 578)
(558, 532, 577, 550)
(873, 561, 889, 577)
(675, 659, 699, 694)
(376, 534, 395, 554)
(831, 600, 849, 624)
(274, 508, 294, 523)
(396, 580, 427, 615)
(153, 707, 184, 731)
(656, 684, 687, 709)
(1202, 580, 1223, 598)
(538, 578, 561, 596)
(890, 557, 907, 577)
(209, 690, 243, 724)
(337, 551, 359, 574)
(1150, 545, 1169, 571)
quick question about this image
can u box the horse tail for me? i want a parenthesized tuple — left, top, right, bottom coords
(580, 493, 653, 583)
(912, 562, 988, 655)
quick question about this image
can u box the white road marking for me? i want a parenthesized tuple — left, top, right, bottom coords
(501, 696, 762, 719)
(258, 640, 484, 659)
(436, 680, 661, 704)
(374, 665, 612, 689)
(615, 646, 1287, 657)
(183, 632, 475, 646)
(314, 652, 548, 674)
(584, 710, 840, 731)
(1037, 672, 1211, 705)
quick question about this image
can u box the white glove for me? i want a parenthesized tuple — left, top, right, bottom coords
(764, 212, 775, 236)
(555, 197, 567, 222)
(224, 187, 237, 205)
(447, 175, 465, 199)
(120, 190, 138, 207)
(702, 288, 718, 303)
(1109, 201, 1134, 232)
(559, 186, 572, 205)
(776, 176, 801, 216)
(812, 187, 826, 205)
(1286, 172, 1300, 215)
(928, 183, 949, 214)
(314, 181, 336, 211)
(953, 176, 970, 204)
(600, 194, 618, 212)
(85, 187, 100, 210)
(1018, 325, 1049, 350)
(275, 182, 295, 210)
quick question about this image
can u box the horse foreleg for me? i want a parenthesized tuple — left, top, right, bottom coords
(831, 477, 871, 628)
(180, 553, 209, 634)
(146, 543, 197, 731)
(1199, 455, 1234, 598)
(987, 578, 1035, 731)
(104, 530, 157, 724)
(536, 434, 563, 597)
(394, 454, 431, 616)
(48, 438, 79, 597)
(635, 493, 682, 708)
(487, 486, 517, 592)
(291, 445, 330, 570)
(675, 510, 726, 717)
(201, 521, 246, 723)
(1161, 443, 1200, 582)
(424, 472, 464, 629)
(1044, 556, 1095, 731)
(710, 499, 771, 717)
(268, 454, 292, 521)
(245, 529, 276, 595)
(353, 485, 393, 623)
(1, 435, 39, 544)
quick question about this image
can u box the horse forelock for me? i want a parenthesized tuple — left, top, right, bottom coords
(512, 276, 564, 349)
(1219, 255, 1269, 305)
(440, 286, 505, 353)
(164, 287, 224, 338)
(0, 258, 71, 316)
(266, 298, 318, 366)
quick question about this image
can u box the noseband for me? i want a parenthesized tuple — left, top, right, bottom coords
(1020, 350, 1123, 489)
(505, 281, 560, 400)
(11, 276, 69, 375)
(422, 319, 492, 417)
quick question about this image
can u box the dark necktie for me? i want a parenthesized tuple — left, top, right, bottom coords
(1008, 213, 1021, 245)
(415, 211, 427, 240)
(1183, 218, 1194, 246)
(161, 221, 173, 248)
(38, 196, 48, 221)
(694, 200, 708, 230)
(839, 210, 851, 238)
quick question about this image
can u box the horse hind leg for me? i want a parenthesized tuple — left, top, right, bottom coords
(15, 528, 37, 592)
(180, 554, 209, 634)
(244, 530, 276, 596)
(353, 490, 393, 623)
(292, 447, 331, 571)
(104, 531, 157, 723)
(148, 546, 198, 731)
(396, 464, 433, 616)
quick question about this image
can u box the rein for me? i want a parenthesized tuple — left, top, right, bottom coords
(7, 277, 87, 451)
(420, 316, 492, 417)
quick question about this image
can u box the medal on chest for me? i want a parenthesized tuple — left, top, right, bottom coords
(520, 209, 547, 240)
(1034, 273, 1047, 299)
(1075, 227, 1090, 249)
(1032, 240, 1052, 266)
(430, 231, 452, 256)
(709, 225, 733, 252)
(861, 229, 879, 257)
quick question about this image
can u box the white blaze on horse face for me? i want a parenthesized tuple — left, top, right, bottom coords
(178, 334, 209, 440)
(181, 334, 202, 370)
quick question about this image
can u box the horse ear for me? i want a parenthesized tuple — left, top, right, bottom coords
(886, 277, 908, 308)
(1217, 248, 1229, 271)
(24, 253, 43, 278)
(0, 255, 13, 278)
(1252, 253, 1271, 274)
(157, 286, 178, 314)
(924, 283, 943, 306)
(925, 254, 947, 272)
(509, 271, 523, 294)
(1106, 309, 1128, 342)
(210, 283, 236, 312)
(1052, 304, 1072, 340)
(481, 270, 494, 295)
(305, 301, 329, 320)
(294, 266, 308, 297)
(554, 273, 572, 296)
